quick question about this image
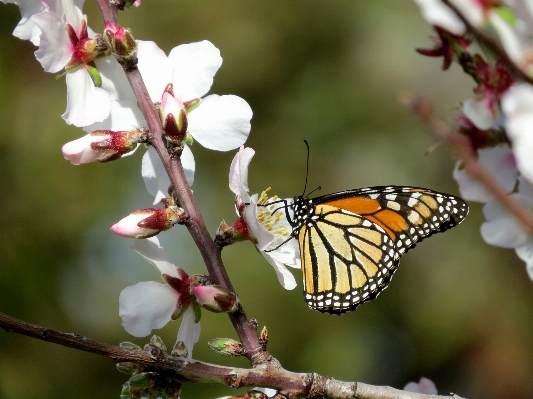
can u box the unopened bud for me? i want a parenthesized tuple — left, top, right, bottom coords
(111, 206, 187, 239)
(62, 128, 147, 165)
(128, 372, 158, 389)
(160, 90, 187, 145)
(171, 340, 188, 358)
(208, 338, 245, 357)
(149, 335, 167, 352)
(103, 23, 137, 69)
(194, 285, 239, 313)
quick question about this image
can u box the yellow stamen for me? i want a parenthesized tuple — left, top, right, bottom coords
(256, 188, 290, 237)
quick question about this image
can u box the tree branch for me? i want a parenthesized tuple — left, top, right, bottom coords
(400, 91, 533, 234)
(93, 1, 264, 361)
(0, 311, 465, 399)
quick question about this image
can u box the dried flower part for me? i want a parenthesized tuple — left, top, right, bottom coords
(259, 326, 268, 349)
(416, 26, 472, 70)
(214, 218, 253, 246)
(171, 340, 188, 358)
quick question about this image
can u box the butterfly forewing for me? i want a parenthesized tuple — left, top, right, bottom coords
(291, 186, 468, 314)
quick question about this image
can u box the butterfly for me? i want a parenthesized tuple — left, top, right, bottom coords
(284, 186, 468, 314)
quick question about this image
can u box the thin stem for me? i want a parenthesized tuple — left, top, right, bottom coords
(0, 311, 465, 399)
(93, 1, 264, 360)
(400, 91, 533, 234)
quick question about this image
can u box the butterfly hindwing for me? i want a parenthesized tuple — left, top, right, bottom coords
(299, 204, 400, 314)
(291, 186, 468, 314)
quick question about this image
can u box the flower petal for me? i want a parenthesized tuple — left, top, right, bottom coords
(169, 40, 222, 101)
(119, 281, 179, 337)
(141, 146, 195, 205)
(229, 146, 255, 199)
(502, 83, 533, 183)
(96, 56, 136, 102)
(63, 68, 111, 127)
(267, 238, 301, 269)
(453, 146, 517, 202)
(413, 0, 465, 35)
(260, 250, 297, 290)
(62, 134, 104, 165)
(111, 212, 159, 239)
(463, 98, 495, 130)
(187, 94, 252, 151)
(137, 40, 173, 103)
(404, 377, 438, 395)
(481, 197, 532, 248)
(176, 306, 201, 358)
(130, 236, 179, 278)
(515, 242, 533, 281)
(11, 0, 46, 44)
(31, 11, 72, 72)
(83, 99, 144, 133)
(244, 197, 275, 250)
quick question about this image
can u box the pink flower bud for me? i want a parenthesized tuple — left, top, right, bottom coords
(62, 129, 145, 165)
(160, 91, 188, 144)
(103, 23, 136, 57)
(194, 285, 238, 313)
(111, 206, 187, 239)
(110, 209, 163, 238)
(62, 134, 110, 165)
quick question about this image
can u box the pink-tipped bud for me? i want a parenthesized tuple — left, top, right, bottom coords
(103, 23, 137, 58)
(111, 209, 163, 238)
(111, 206, 188, 239)
(62, 134, 110, 165)
(160, 91, 187, 144)
(62, 128, 146, 165)
(194, 285, 238, 313)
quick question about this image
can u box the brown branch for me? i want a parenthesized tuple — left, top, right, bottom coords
(440, 0, 533, 85)
(0, 311, 465, 399)
(400, 91, 533, 234)
(93, 2, 264, 361)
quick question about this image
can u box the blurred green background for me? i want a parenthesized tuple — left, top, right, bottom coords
(1, 1, 532, 398)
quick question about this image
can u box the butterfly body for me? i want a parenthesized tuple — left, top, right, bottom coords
(287, 186, 468, 314)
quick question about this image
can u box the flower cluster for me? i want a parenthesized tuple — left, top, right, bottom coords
(414, 0, 533, 280)
(4, 0, 253, 358)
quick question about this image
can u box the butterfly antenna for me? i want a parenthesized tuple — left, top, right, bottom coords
(302, 140, 310, 196)
(305, 185, 322, 198)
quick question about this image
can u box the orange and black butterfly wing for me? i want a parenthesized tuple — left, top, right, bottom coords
(297, 186, 468, 314)
(316, 186, 469, 252)
(298, 204, 400, 314)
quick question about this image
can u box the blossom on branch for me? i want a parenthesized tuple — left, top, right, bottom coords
(137, 40, 253, 152)
(62, 127, 148, 164)
(111, 202, 188, 239)
(217, 146, 300, 290)
(119, 237, 201, 357)
(28, 0, 114, 126)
